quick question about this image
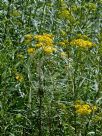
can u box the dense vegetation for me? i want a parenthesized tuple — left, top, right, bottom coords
(0, 0, 102, 135)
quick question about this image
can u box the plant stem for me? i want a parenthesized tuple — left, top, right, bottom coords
(38, 59, 44, 136)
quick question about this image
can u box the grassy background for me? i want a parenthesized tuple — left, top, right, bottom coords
(0, 0, 102, 135)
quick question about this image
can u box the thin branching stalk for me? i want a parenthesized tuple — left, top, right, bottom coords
(37, 58, 44, 136)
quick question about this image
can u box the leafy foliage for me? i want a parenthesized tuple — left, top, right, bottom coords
(0, 0, 102, 135)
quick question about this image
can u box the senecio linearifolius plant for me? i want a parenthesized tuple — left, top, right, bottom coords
(0, 0, 102, 135)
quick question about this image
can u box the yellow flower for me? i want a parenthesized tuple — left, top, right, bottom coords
(75, 103, 92, 115)
(27, 48, 35, 54)
(34, 33, 57, 55)
(70, 38, 93, 48)
(75, 101, 97, 115)
(43, 46, 56, 54)
(36, 43, 43, 48)
(34, 33, 54, 47)
(42, 33, 54, 38)
(16, 74, 23, 82)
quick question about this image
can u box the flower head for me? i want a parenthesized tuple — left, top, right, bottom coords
(43, 46, 56, 54)
(34, 33, 54, 47)
(70, 38, 93, 48)
(27, 47, 35, 54)
(16, 74, 23, 82)
(75, 100, 97, 115)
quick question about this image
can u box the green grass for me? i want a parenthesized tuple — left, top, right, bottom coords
(0, 0, 102, 135)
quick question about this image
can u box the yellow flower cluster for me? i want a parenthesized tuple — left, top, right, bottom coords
(34, 33, 54, 47)
(34, 33, 56, 54)
(43, 46, 56, 54)
(27, 47, 35, 54)
(70, 39, 93, 48)
(75, 103, 91, 115)
(75, 100, 97, 115)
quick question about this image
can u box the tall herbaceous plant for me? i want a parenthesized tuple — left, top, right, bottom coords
(0, 0, 102, 135)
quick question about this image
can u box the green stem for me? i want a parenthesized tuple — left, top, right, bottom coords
(38, 59, 44, 136)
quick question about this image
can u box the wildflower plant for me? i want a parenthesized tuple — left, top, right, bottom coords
(0, 0, 102, 135)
